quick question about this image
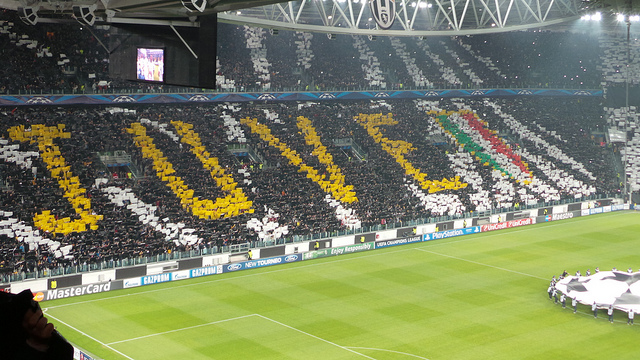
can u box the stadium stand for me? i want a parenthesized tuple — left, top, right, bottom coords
(0, 12, 636, 282)
(0, 96, 618, 282)
(0, 13, 619, 94)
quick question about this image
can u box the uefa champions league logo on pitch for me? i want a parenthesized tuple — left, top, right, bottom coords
(370, 0, 396, 30)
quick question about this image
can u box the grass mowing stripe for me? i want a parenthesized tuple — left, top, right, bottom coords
(106, 314, 258, 346)
(421, 211, 632, 247)
(45, 212, 635, 311)
(42, 212, 640, 359)
(44, 246, 417, 310)
(45, 312, 135, 360)
(414, 248, 548, 281)
(344, 347, 430, 360)
(255, 314, 378, 360)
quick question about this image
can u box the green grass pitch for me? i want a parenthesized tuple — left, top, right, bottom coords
(42, 211, 640, 359)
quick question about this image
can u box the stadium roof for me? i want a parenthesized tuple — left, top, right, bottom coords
(0, 0, 634, 36)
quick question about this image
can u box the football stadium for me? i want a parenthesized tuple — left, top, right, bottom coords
(0, 0, 640, 359)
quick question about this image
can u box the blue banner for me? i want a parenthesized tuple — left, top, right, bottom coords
(190, 265, 221, 278)
(424, 226, 481, 241)
(0, 89, 603, 107)
(223, 254, 302, 273)
(141, 273, 172, 285)
(612, 204, 626, 211)
(584, 204, 625, 215)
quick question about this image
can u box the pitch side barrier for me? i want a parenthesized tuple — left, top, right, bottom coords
(18, 201, 628, 301)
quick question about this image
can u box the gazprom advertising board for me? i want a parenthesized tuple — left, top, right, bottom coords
(424, 226, 481, 241)
(123, 265, 224, 289)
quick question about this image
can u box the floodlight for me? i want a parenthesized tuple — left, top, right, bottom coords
(18, 6, 39, 25)
(591, 12, 601, 21)
(181, 0, 207, 12)
(617, 14, 625, 22)
(630, 15, 640, 22)
(72, 5, 97, 26)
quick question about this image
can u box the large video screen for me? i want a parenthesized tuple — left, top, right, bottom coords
(136, 48, 165, 82)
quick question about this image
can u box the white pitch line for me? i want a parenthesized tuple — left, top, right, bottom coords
(103, 312, 379, 360)
(44, 247, 415, 310)
(414, 248, 547, 281)
(46, 211, 631, 312)
(420, 211, 630, 248)
(106, 314, 258, 346)
(345, 346, 430, 360)
(45, 312, 135, 360)
(254, 314, 378, 360)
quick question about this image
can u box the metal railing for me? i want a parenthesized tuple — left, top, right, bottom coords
(0, 193, 619, 284)
(0, 83, 604, 96)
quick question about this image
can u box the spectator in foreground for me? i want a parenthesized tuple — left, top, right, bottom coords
(0, 289, 74, 359)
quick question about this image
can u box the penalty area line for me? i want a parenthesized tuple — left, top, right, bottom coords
(45, 312, 135, 360)
(105, 314, 258, 345)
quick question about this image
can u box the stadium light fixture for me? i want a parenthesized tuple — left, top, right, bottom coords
(631, 15, 640, 22)
(181, 0, 207, 12)
(617, 14, 626, 22)
(18, 6, 39, 25)
(72, 4, 97, 26)
(581, 12, 602, 21)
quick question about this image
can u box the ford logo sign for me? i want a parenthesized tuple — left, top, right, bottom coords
(227, 264, 242, 271)
(284, 255, 298, 262)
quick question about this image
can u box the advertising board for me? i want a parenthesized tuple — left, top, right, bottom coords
(190, 265, 223, 278)
(42, 281, 119, 301)
(424, 226, 481, 241)
(480, 218, 535, 232)
(375, 236, 422, 248)
(302, 242, 374, 260)
(544, 212, 579, 222)
(223, 254, 302, 273)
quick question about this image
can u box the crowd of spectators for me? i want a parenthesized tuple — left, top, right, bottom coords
(305, 33, 365, 90)
(0, 8, 626, 282)
(0, 98, 618, 281)
(459, 30, 602, 88)
(0, 10, 83, 94)
(1, 9, 633, 94)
